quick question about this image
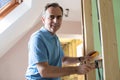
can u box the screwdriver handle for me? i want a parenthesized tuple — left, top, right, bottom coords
(87, 51, 99, 58)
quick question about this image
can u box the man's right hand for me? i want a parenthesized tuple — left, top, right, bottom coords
(77, 63, 95, 74)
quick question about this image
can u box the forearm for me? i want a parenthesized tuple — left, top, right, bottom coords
(38, 65, 78, 78)
(62, 56, 80, 65)
(37, 62, 95, 78)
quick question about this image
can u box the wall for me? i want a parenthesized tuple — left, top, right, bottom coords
(57, 21, 82, 35)
(92, 0, 120, 68)
(0, 21, 81, 80)
(0, 23, 39, 80)
(112, 0, 120, 67)
(92, 0, 120, 80)
(92, 0, 120, 67)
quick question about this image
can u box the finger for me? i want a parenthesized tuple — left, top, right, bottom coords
(90, 63, 97, 69)
(85, 63, 95, 69)
(84, 56, 93, 62)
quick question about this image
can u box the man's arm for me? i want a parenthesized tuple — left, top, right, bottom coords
(62, 51, 97, 65)
(36, 61, 94, 78)
(62, 56, 80, 65)
(62, 56, 92, 65)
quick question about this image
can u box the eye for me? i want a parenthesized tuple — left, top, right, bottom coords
(49, 15, 55, 19)
(57, 16, 62, 19)
(48, 15, 62, 20)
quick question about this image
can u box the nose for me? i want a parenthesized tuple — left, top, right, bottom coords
(53, 17, 58, 23)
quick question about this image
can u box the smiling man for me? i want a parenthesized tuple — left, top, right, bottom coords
(25, 3, 95, 80)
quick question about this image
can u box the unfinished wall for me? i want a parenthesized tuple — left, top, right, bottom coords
(112, 0, 120, 67)
(92, 0, 120, 80)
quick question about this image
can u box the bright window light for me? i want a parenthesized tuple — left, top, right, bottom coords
(0, 0, 11, 9)
(0, 0, 23, 34)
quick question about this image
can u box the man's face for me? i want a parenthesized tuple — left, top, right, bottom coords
(42, 7, 63, 34)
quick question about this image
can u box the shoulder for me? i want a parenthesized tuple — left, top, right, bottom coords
(31, 30, 42, 39)
(29, 30, 44, 44)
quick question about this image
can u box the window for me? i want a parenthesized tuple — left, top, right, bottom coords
(0, 0, 23, 19)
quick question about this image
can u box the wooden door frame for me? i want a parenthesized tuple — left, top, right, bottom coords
(82, 0, 96, 80)
(82, 0, 120, 80)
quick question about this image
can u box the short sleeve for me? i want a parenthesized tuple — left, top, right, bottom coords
(28, 35, 48, 65)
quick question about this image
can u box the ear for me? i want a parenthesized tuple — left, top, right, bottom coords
(41, 16, 45, 24)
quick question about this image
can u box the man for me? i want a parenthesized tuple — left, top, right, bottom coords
(26, 3, 95, 80)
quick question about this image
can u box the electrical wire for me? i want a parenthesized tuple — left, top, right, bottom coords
(95, 60, 104, 80)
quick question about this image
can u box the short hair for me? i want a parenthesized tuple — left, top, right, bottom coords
(44, 3, 63, 15)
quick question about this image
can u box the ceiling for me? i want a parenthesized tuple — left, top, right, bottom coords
(37, 0, 82, 22)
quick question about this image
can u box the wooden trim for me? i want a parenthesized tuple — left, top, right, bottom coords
(0, 0, 22, 19)
(82, 0, 96, 80)
(0, 3, 19, 18)
(97, 0, 120, 80)
(0, 0, 16, 14)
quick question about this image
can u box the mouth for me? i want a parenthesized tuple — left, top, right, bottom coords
(52, 23, 60, 27)
(52, 24, 59, 27)
(49, 24, 60, 33)
(51, 24, 60, 29)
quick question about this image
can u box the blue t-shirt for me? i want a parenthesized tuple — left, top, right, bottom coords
(26, 27, 64, 80)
